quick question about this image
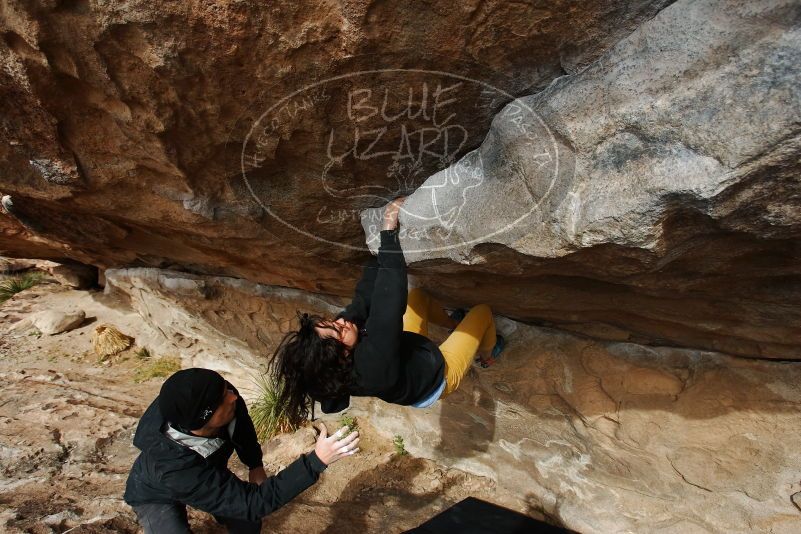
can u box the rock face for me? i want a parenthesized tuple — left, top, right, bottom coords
(4, 1, 799, 357)
(104, 267, 801, 533)
(361, 0, 801, 359)
(105, 267, 348, 385)
(0, 0, 671, 268)
(2, 3, 801, 530)
(354, 327, 801, 533)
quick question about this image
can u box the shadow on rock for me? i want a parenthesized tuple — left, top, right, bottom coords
(321, 456, 459, 534)
(435, 367, 497, 460)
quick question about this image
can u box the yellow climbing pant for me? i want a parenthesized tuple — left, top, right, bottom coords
(402, 288, 496, 398)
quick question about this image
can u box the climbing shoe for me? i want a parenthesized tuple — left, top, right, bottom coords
(478, 334, 506, 368)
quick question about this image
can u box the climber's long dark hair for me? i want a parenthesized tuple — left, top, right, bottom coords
(270, 312, 354, 427)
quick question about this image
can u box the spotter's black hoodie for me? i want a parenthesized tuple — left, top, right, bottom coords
(124, 384, 326, 522)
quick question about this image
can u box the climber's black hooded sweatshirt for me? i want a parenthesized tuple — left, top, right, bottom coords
(319, 228, 446, 413)
(124, 384, 326, 522)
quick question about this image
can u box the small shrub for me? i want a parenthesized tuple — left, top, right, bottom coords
(249, 374, 297, 441)
(393, 434, 408, 456)
(339, 413, 358, 433)
(0, 271, 43, 303)
(133, 356, 181, 383)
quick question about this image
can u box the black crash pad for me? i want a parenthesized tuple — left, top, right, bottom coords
(404, 497, 572, 534)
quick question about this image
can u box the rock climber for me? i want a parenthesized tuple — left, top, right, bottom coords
(123, 368, 359, 533)
(270, 196, 506, 425)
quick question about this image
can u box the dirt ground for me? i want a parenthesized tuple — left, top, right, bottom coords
(0, 278, 503, 533)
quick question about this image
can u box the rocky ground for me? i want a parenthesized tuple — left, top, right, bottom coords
(105, 266, 801, 533)
(2, 1, 799, 531)
(0, 278, 511, 533)
(3, 273, 801, 533)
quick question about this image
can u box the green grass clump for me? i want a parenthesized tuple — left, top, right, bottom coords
(249, 374, 298, 441)
(133, 356, 181, 383)
(339, 412, 358, 433)
(0, 271, 43, 303)
(393, 434, 408, 456)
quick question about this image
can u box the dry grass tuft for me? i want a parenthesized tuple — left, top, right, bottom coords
(92, 324, 134, 360)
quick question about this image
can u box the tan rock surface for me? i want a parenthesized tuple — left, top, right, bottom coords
(29, 308, 85, 335)
(0, 0, 668, 269)
(350, 331, 801, 533)
(1, 0, 800, 530)
(3, 1, 798, 357)
(361, 0, 801, 359)
(0, 282, 514, 533)
(104, 266, 801, 533)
